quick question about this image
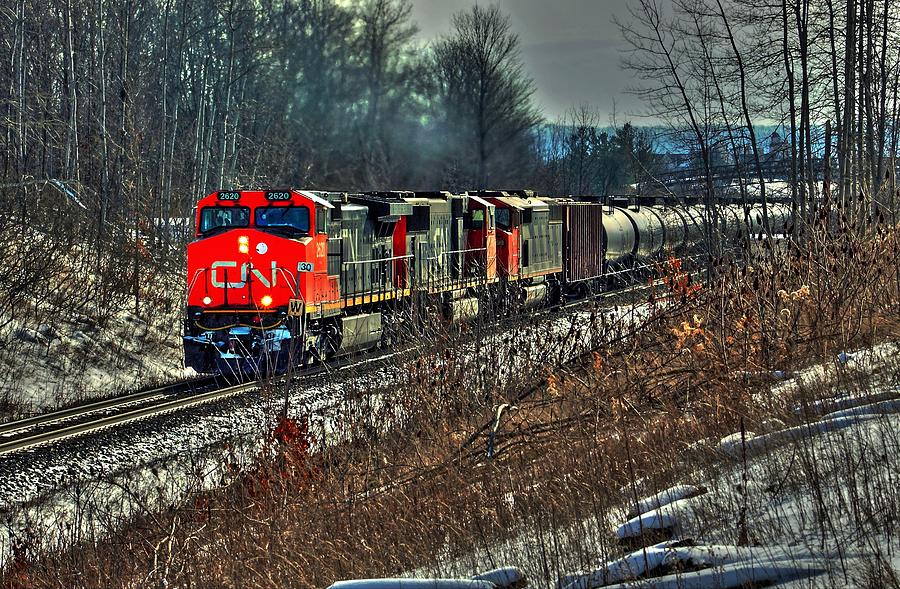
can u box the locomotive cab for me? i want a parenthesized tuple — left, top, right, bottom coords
(183, 189, 335, 377)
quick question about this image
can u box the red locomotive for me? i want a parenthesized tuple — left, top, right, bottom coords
(183, 189, 790, 377)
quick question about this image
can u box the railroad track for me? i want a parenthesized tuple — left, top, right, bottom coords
(0, 273, 682, 457)
(0, 346, 408, 457)
(0, 376, 241, 455)
(0, 380, 255, 455)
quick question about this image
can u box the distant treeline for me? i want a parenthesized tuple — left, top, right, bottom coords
(0, 0, 669, 235)
(6, 0, 891, 238)
(622, 0, 900, 227)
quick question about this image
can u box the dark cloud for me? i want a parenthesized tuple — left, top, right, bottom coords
(409, 0, 645, 122)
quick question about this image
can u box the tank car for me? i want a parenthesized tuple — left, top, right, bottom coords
(655, 207, 689, 251)
(746, 202, 792, 236)
(621, 205, 665, 259)
(600, 205, 636, 267)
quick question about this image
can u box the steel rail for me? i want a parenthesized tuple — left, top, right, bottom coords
(0, 376, 220, 438)
(0, 381, 257, 455)
(0, 350, 396, 456)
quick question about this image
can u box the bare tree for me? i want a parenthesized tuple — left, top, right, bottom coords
(622, 0, 900, 237)
(433, 5, 541, 188)
(355, 0, 419, 186)
(618, 0, 720, 250)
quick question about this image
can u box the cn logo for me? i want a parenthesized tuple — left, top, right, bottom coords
(210, 261, 313, 289)
(211, 261, 277, 288)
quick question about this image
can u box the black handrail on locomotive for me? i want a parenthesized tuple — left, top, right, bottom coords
(340, 254, 414, 309)
(424, 247, 489, 292)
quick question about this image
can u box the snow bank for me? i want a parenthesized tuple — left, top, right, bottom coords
(593, 560, 826, 588)
(328, 580, 496, 589)
(471, 568, 526, 589)
(718, 413, 883, 457)
(625, 484, 707, 519)
(616, 496, 703, 540)
(559, 541, 673, 588)
(561, 541, 826, 589)
(328, 567, 525, 589)
(820, 398, 900, 420)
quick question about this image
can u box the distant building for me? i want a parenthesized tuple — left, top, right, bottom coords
(710, 143, 731, 168)
(768, 131, 786, 161)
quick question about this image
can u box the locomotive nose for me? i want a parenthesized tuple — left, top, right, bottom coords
(187, 230, 291, 310)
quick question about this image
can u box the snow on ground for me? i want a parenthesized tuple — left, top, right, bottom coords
(0, 296, 653, 567)
(0, 360, 366, 563)
(0, 222, 187, 419)
(384, 344, 900, 589)
(0, 307, 184, 416)
(589, 408, 900, 588)
(725, 180, 793, 201)
(328, 570, 529, 589)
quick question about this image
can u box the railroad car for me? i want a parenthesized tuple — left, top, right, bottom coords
(184, 189, 788, 377)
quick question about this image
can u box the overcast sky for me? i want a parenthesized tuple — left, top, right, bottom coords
(409, 0, 642, 124)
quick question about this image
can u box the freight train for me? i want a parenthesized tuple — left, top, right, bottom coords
(183, 189, 790, 377)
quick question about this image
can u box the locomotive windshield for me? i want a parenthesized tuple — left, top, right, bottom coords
(255, 206, 310, 235)
(199, 206, 250, 234)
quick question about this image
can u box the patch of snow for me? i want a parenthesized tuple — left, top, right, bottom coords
(560, 541, 674, 588)
(333, 568, 527, 589)
(616, 496, 702, 540)
(718, 413, 882, 458)
(471, 567, 526, 588)
(820, 398, 900, 420)
(626, 484, 708, 520)
(716, 430, 756, 453)
(592, 560, 826, 588)
(329, 579, 499, 589)
(561, 541, 827, 589)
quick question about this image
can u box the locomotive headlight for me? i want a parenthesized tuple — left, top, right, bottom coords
(202, 296, 212, 306)
(238, 235, 250, 254)
(260, 295, 273, 308)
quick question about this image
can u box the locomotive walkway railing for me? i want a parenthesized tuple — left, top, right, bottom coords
(422, 247, 491, 293)
(333, 247, 492, 311)
(339, 254, 413, 309)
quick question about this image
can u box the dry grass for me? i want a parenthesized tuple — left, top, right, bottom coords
(5, 222, 900, 588)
